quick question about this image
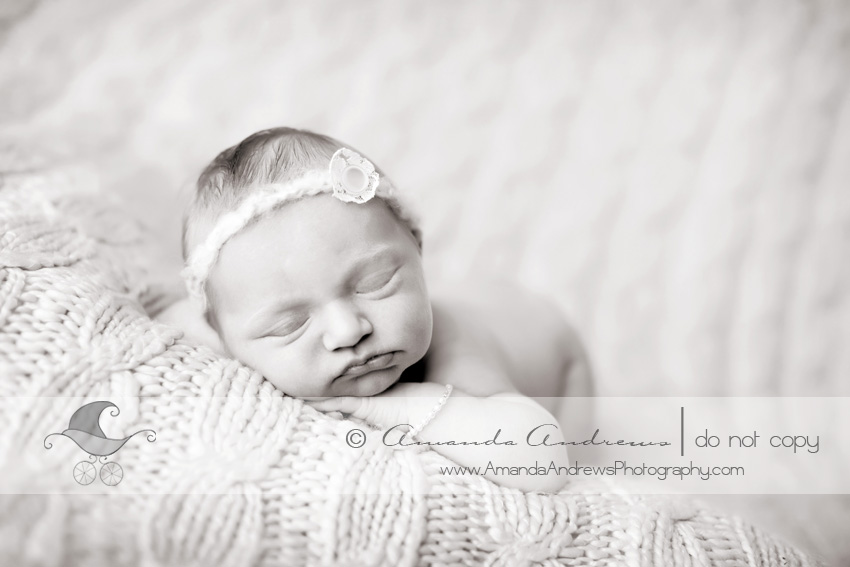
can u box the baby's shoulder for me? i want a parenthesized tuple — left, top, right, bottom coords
(425, 278, 571, 397)
(428, 277, 570, 357)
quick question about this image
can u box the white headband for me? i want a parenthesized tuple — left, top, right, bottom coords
(181, 148, 421, 311)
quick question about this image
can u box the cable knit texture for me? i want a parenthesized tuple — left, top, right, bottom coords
(0, 163, 826, 567)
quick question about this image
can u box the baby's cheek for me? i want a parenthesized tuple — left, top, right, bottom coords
(254, 345, 305, 387)
(278, 341, 341, 395)
(393, 293, 432, 357)
(223, 336, 286, 386)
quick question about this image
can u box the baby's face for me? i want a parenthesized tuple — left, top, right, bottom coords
(207, 193, 432, 399)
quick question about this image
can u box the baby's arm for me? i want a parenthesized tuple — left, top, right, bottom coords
(409, 359, 569, 493)
(403, 300, 570, 493)
(310, 370, 569, 493)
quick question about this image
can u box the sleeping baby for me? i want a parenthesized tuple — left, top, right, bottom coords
(157, 127, 594, 493)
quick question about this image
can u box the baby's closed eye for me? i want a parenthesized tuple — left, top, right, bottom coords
(263, 313, 309, 338)
(355, 267, 399, 294)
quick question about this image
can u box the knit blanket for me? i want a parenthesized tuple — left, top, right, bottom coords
(0, 165, 826, 566)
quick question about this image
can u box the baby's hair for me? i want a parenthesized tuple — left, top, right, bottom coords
(183, 127, 341, 261)
(181, 126, 416, 328)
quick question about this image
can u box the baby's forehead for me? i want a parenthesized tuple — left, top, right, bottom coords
(209, 195, 416, 299)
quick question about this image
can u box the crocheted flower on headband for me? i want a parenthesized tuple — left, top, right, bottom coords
(330, 148, 379, 203)
(181, 148, 420, 312)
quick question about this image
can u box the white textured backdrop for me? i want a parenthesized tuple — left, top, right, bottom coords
(1, 0, 849, 562)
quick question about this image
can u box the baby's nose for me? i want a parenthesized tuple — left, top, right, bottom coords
(321, 299, 373, 350)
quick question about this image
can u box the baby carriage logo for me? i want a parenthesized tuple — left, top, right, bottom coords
(43, 401, 156, 486)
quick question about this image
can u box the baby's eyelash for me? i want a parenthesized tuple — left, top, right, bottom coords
(266, 318, 308, 337)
